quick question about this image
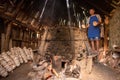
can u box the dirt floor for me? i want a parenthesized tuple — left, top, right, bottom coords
(81, 63, 120, 80)
(0, 63, 32, 80)
(0, 61, 120, 80)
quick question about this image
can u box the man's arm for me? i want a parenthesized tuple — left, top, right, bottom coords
(96, 14, 102, 25)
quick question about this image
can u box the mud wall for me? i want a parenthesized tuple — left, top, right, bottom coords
(109, 8, 120, 48)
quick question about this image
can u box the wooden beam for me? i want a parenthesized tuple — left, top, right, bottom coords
(13, 0, 24, 17)
(106, 0, 118, 8)
(0, 1, 43, 31)
(9, 0, 15, 7)
(0, 12, 38, 32)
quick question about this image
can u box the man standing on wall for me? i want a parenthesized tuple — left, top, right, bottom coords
(87, 9, 102, 54)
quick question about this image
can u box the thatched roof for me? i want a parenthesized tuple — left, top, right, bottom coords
(0, 0, 119, 30)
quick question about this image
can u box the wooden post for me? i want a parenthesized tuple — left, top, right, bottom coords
(21, 30, 25, 47)
(19, 29, 23, 40)
(29, 30, 32, 48)
(1, 33, 5, 52)
(104, 16, 109, 51)
(9, 38, 12, 50)
(98, 16, 109, 61)
(5, 22, 12, 51)
(39, 26, 48, 55)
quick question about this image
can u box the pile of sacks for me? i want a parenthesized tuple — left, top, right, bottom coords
(0, 47, 34, 77)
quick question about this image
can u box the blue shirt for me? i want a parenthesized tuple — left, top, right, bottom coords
(88, 15, 100, 38)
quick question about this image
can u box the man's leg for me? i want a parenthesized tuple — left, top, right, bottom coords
(96, 40, 100, 51)
(91, 40, 95, 51)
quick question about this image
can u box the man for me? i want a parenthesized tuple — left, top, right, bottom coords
(87, 9, 102, 53)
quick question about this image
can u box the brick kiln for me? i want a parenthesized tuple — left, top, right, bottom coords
(39, 26, 88, 59)
(27, 26, 91, 80)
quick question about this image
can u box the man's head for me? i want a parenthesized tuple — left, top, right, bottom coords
(89, 8, 95, 15)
